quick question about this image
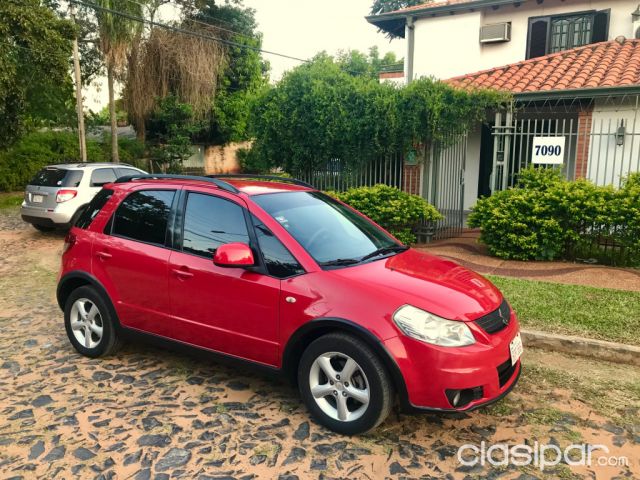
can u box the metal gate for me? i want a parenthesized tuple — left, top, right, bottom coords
(419, 134, 467, 241)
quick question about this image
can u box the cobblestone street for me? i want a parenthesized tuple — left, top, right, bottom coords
(0, 207, 638, 480)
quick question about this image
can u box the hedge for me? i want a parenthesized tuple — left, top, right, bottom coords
(329, 184, 442, 244)
(468, 167, 640, 266)
(0, 131, 146, 191)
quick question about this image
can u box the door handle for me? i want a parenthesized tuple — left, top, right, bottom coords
(96, 251, 112, 260)
(172, 268, 194, 279)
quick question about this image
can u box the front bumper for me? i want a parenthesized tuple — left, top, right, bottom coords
(384, 311, 522, 411)
(21, 204, 74, 228)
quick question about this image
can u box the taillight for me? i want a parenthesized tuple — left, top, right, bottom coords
(56, 189, 77, 203)
(63, 232, 76, 254)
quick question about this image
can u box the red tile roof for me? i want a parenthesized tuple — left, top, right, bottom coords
(446, 39, 640, 94)
(396, 0, 475, 14)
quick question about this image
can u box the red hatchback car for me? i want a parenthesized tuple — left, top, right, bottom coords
(57, 174, 522, 434)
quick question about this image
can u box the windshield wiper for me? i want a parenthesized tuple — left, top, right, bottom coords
(319, 258, 361, 267)
(359, 245, 409, 262)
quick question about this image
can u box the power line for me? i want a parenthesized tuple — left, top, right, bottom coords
(70, 0, 310, 63)
(117, 0, 260, 42)
(71, 0, 403, 75)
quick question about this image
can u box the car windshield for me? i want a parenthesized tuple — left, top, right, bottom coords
(253, 191, 403, 266)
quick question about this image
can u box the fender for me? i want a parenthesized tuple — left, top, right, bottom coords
(56, 271, 123, 331)
(281, 317, 411, 410)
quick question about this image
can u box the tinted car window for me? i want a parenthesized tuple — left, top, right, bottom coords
(91, 168, 117, 187)
(29, 168, 83, 187)
(112, 190, 175, 246)
(76, 188, 113, 229)
(252, 215, 304, 278)
(117, 168, 144, 178)
(182, 193, 249, 258)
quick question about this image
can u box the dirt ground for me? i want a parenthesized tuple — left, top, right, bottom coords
(0, 207, 639, 480)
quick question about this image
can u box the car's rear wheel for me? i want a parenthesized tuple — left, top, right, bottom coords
(298, 332, 393, 435)
(33, 224, 54, 232)
(64, 286, 121, 358)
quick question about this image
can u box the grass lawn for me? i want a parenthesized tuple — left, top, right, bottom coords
(488, 275, 640, 346)
(0, 193, 22, 209)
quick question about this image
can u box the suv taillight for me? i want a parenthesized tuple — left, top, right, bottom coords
(56, 189, 77, 203)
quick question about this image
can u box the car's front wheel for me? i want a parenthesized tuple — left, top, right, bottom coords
(64, 286, 121, 358)
(298, 332, 393, 435)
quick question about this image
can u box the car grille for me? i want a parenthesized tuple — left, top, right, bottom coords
(475, 299, 511, 334)
(497, 358, 517, 387)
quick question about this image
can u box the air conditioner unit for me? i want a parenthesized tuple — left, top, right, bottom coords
(480, 22, 511, 43)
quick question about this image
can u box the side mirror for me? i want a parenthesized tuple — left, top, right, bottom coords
(213, 242, 255, 268)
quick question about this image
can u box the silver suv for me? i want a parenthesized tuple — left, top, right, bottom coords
(21, 163, 146, 231)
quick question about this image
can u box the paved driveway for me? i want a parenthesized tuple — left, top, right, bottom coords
(0, 208, 638, 479)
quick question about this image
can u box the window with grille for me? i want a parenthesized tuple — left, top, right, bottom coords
(527, 10, 609, 59)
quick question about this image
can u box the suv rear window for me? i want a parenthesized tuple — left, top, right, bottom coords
(29, 168, 83, 187)
(75, 189, 114, 229)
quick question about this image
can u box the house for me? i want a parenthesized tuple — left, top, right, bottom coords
(368, 0, 640, 216)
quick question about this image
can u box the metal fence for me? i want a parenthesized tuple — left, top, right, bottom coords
(294, 154, 404, 192)
(492, 100, 640, 190)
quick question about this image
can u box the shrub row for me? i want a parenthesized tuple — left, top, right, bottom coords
(329, 184, 442, 244)
(0, 131, 146, 191)
(468, 167, 640, 266)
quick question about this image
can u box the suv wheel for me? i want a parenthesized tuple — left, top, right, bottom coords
(33, 224, 54, 232)
(298, 333, 393, 435)
(64, 286, 121, 358)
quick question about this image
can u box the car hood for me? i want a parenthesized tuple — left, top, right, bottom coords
(328, 248, 502, 322)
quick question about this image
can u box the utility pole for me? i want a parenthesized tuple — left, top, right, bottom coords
(70, 4, 87, 163)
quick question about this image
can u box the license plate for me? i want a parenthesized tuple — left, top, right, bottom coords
(31, 195, 43, 203)
(509, 332, 523, 366)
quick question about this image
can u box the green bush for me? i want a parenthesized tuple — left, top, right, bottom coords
(468, 166, 640, 265)
(0, 131, 148, 191)
(329, 184, 442, 244)
(0, 131, 106, 191)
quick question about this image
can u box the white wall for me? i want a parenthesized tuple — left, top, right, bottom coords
(412, 0, 638, 80)
(588, 98, 640, 187)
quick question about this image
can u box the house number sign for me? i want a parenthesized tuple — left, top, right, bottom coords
(532, 136, 566, 165)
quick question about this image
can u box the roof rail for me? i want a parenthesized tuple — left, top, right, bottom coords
(114, 174, 239, 193)
(207, 174, 314, 189)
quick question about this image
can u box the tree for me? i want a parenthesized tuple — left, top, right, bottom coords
(247, 54, 402, 174)
(146, 96, 200, 173)
(94, 0, 146, 163)
(336, 47, 400, 79)
(0, 0, 75, 147)
(125, 25, 226, 142)
(44, 0, 105, 86)
(370, 0, 427, 15)
(189, 1, 269, 144)
(245, 55, 509, 174)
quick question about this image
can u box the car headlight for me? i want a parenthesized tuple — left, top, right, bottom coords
(393, 305, 476, 347)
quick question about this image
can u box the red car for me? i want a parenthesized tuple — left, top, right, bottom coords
(57, 174, 522, 434)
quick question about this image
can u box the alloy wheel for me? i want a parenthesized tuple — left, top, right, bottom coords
(308, 352, 370, 422)
(69, 298, 103, 349)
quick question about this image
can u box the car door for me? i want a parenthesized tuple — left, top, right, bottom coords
(91, 188, 177, 334)
(167, 190, 281, 366)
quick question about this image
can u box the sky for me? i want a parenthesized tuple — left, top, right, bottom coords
(83, 0, 406, 111)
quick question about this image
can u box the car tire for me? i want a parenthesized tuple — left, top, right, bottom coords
(33, 224, 54, 232)
(64, 286, 121, 358)
(298, 332, 393, 435)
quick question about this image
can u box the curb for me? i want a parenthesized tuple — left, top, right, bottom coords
(521, 329, 640, 367)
